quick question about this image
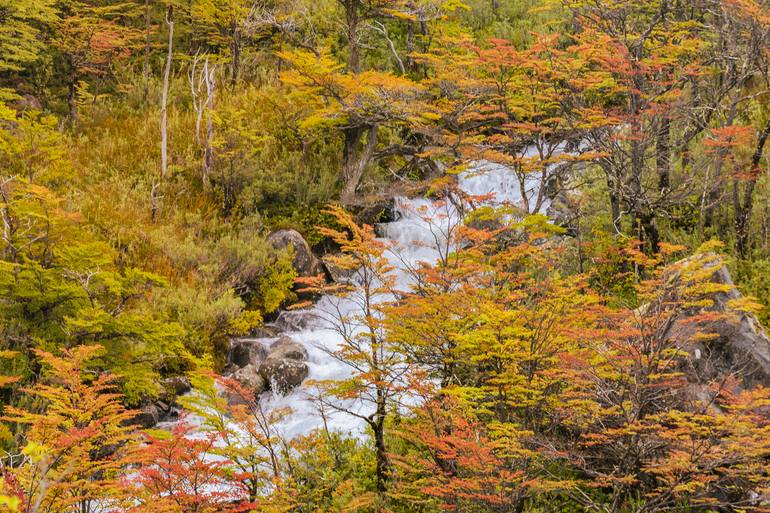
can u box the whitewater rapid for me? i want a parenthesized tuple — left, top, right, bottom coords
(253, 162, 542, 439)
(159, 160, 550, 443)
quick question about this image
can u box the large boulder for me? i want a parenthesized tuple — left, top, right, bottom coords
(268, 335, 309, 361)
(231, 364, 267, 393)
(161, 376, 191, 396)
(132, 404, 162, 428)
(12, 94, 43, 111)
(251, 325, 278, 338)
(257, 335, 310, 394)
(258, 358, 309, 394)
(662, 254, 770, 393)
(322, 254, 359, 284)
(546, 191, 581, 237)
(271, 309, 317, 331)
(267, 229, 324, 278)
(229, 338, 269, 368)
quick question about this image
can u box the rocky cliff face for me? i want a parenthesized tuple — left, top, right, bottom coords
(663, 254, 770, 400)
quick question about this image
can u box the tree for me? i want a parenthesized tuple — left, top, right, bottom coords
(385, 214, 600, 511)
(0, 0, 57, 98)
(189, 0, 251, 86)
(552, 0, 722, 250)
(0, 101, 69, 184)
(392, 396, 535, 512)
(552, 245, 770, 512)
(190, 53, 216, 189)
(720, 0, 770, 258)
(1, 345, 140, 513)
(50, 0, 142, 123)
(303, 205, 407, 498)
(417, 32, 615, 216)
(733, 117, 770, 258)
(160, 4, 173, 184)
(179, 371, 287, 503)
(279, 49, 424, 202)
(0, 147, 192, 402)
(127, 422, 250, 513)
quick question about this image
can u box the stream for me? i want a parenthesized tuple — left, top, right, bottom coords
(169, 161, 545, 440)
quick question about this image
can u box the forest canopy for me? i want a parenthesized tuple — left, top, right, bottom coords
(0, 0, 770, 512)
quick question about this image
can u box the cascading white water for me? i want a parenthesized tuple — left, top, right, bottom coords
(160, 161, 549, 443)
(253, 162, 540, 440)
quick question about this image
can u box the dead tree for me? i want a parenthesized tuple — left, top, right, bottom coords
(160, 6, 174, 182)
(190, 53, 216, 189)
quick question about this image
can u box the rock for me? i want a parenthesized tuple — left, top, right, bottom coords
(267, 229, 324, 278)
(663, 253, 770, 392)
(132, 404, 162, 428)
(161, 376, 191, 396)
(256, 335, 310, 392)
(258, 358, 309, 394)
(227, 392, 250, 408)
(350, 196, 398, 232)
(251, 325, 278, 338)
(322, 254, 359, 284)
(229, 338, 269, 368)
(155, 400, 171, 414)
(271, 309, 317, 331)
(268, 335, 309, 361)
(546, 191, 581, 237)
(231, 364, 268, 393)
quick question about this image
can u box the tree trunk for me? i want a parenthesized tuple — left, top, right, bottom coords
(161, 6, 174, 181)
(372, 394, 389, 495)
(734, 119, 770, 259)
(230, 20, 241, 86)
(602, 162, 622, 234)
(705, 103, 738, 229)
(343, 0, 361, 73)
(626, 68, 658, 251)
(656, 116, 671, 190)
(405, 21, 415, 74)
(143, 0, 151, 101)
(203, 60, 215, 189)
(67, 77, 78, 126)
(340, 124, 379, 203)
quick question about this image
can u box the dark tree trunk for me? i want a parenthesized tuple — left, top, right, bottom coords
(656, 116, 671, 190)
(734, 119, 770, 259)
(67, 74, 78, 125)
(340, 124, 379, 203)
(343, 0, 361, 73)
(405, 20, 415, 74)
(372, 395, 389, 495)
(231, 21, 241, 86)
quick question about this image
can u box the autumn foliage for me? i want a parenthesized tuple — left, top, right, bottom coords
(1, 0, 770, 512)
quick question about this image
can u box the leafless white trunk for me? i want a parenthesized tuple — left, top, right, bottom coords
(203, 60, 215, 189)
(160, 6, 174, 181)
(143, 0, 151, 101)
(190, 53, 216, 188)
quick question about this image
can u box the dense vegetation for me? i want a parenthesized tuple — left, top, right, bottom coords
(0, 0, 769, 511)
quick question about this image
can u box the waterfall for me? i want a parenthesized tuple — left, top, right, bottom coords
(254, 162, 540, 439)
(165, 161, 545, 440)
